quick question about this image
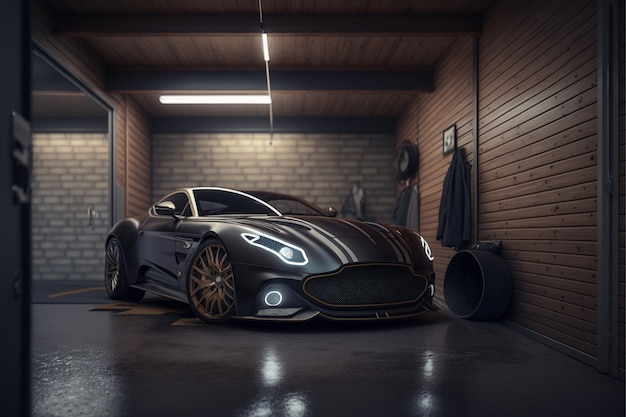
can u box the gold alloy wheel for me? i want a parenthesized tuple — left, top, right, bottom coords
(189, 242, 235, 322)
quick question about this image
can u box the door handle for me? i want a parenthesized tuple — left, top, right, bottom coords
(87, 206, 100, 230)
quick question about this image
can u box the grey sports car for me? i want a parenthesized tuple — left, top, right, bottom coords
(104, 187, 436, 323)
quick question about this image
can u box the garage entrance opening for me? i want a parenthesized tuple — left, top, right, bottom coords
(30, 49, 112, 283)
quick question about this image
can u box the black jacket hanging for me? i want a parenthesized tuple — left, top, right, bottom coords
(394, 185, 411, 226)
(393, 183, 420, 231)
(436, 148, 471, 248)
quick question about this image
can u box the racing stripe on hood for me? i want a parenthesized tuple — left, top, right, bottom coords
(281, 217, 358, 263)
(340, 218, 412, 263)
(231, 216, 355, 264)
(333, 218, 376, 243)
(384, 228, 412, 263)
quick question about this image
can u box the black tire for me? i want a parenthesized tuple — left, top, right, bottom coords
(105, 237, 145, 302)
(187, 238, 236, 324)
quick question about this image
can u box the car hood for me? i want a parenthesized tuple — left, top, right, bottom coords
(234, 215, 413, 266)
(246, 215, 393, 238)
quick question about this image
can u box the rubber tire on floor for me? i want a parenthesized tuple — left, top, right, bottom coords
(105, 237, 145, 302)
(187, 238, 236, 324)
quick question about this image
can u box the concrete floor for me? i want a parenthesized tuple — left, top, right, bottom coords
(31, 284, 624, 417)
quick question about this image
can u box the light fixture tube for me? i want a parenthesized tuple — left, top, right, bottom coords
(159, 95, 272, 105)
(262, 32, 270, 62)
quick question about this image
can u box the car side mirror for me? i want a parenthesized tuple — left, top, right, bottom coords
(154, 201, 176, 216)
(328, 206, 338, 217)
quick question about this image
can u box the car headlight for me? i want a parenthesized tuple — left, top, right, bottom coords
(417, 233, 434, 261)
(241, 232, 308, 265)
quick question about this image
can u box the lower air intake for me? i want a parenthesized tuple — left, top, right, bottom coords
(303, 264, 427, 307)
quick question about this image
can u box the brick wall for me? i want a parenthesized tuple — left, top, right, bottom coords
(152, 132, 397, 223)
(31, 133, 110, 281)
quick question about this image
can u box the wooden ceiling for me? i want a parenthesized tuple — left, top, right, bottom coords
(33, 0, 497, 132)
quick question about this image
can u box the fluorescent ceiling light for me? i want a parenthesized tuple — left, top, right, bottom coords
(262, 32, 270, 62)
(159, 95, 272, 105)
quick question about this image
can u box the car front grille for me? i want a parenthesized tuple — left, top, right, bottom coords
(302, 264, 428, 307)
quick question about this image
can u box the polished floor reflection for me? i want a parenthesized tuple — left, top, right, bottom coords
(31, 298, 624, 417)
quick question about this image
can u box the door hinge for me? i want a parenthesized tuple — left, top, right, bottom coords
(11, 112, 31, 206)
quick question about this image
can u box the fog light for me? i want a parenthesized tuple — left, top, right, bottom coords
(264, 290, 283, 307)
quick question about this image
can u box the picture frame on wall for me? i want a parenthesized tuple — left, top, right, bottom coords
(443, 124, 456, 156)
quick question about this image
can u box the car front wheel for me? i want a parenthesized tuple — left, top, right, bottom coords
(187, 239, 236, 323)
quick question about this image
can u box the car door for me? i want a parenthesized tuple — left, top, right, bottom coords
(138, 192, 191, 287)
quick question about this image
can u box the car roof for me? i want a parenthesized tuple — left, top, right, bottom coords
(173, 187, 327, 216)
(161, 187, 280, 216)
(176, 187, 301, 202)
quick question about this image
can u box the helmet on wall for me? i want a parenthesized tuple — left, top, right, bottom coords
(396, 140, 419, 182)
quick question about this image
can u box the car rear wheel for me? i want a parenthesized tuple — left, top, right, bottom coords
(187, 239, 236, 324)
(105, 237, 145, 301)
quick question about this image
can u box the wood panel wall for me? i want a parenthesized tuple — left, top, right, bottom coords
(116, 96, 152, 216)
(396, 36, 475, 305)
(397, 0, 626, 370)
(479, 0, 598, 359)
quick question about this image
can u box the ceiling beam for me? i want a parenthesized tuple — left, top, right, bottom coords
(151, 117, 396, 134)
(107, 70, 434, 92)
(55, 13, 482, 36)
(32, 54, 81, 92)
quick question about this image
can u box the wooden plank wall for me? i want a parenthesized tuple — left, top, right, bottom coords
(123, 96, 152, 217)
(479, 0, 598, 359)
(396, 36, 475, 305)
(108, 92, 153, 218)
(396, 0, 624, 366)
(113, 94, 127, 206)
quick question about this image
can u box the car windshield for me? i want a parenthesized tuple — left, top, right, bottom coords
(193, 189, 277, 216)
(263, 198, 326, 215)
(245, 191, 329, 216)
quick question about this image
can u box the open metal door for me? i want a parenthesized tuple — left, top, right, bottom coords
(0, 0, 31, 415)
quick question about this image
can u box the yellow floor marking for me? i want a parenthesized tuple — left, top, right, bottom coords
(91, 302, 138, 310)
(114, 304, 189, 316)
(171, 317, 206, 326)
(91, 301, 189, 316)
(48, 287, 104, 299)
(91, 303, 217, 326)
